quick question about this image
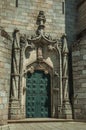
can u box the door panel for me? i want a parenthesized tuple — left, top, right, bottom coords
(26, 70, 51, 118)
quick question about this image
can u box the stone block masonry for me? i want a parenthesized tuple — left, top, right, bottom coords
(0, 0, 65, 35)
(0, 0, 76, 44)
(72, 35, 86, 119)
(77, 0, 86, 33)
(65, 0, 77, 45)
(0, 0, 84, 122)
(0, 33, 12, 125)
(0, 0, 68, 123)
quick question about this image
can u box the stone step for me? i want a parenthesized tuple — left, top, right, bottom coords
(8, 118, 74, 124)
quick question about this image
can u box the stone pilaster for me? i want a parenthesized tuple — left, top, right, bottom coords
(62, 35, 72, 119)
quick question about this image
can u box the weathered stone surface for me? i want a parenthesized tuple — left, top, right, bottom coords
(72, 35, 86, 119)
(77, 1, 86, 33)
(83, 55, 86, 60)
(81, 83, 86, 87)
(0, 0, 76, 44)
(0, 33, 12, 124)
(0, 0, 86, 124)
(0, 122, 86, 130)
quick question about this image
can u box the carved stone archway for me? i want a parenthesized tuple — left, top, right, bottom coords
(9, 11, 72, 119)
(22, 60, 53, 118)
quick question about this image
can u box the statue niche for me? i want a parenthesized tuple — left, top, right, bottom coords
(37, 47, 43, 60)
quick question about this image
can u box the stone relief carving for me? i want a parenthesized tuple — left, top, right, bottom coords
(37, 47, 43, 60)
(44, 57, 53, 68)
(13, 28, 20, 48)
(62, 35, 72, 118)
(0, 27, 11, 40)
(20, 34, 27, 47)
(0, 27, 12, 45)
(11, 28, 22, 99)
(25, 43, 35, 59)
(10, 11, 72, 119)
(28, 66, 35, 73)
(62, 35, 69, 100)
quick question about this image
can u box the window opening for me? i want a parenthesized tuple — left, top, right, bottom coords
(62, 2, 65, 14)
(16, 0, 18, 7)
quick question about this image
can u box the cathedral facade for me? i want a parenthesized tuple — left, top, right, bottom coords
(0, 0, 86, 125)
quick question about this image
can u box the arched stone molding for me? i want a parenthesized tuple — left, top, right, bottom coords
(9, 11, 72, 119)
(22, 59, 54, 118)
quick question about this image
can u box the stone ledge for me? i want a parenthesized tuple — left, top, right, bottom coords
(7, 118, 74, 124)
(7, 118, 86, 124)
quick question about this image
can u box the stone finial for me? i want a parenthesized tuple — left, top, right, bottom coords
(12, 28, 19, 38)
(62, 35, 69, 54)
(36, 11, 46, 35)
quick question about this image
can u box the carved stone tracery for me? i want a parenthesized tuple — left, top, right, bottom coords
(10, 11, 72, 119)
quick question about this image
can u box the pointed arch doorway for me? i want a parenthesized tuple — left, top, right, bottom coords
(26, 70, 51, 118)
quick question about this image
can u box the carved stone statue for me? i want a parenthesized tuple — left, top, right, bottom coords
(37, 47, 43, 60)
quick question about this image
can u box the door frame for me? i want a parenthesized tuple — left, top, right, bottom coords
(26, 70, 51, 118)
(22, 61, 53, 118)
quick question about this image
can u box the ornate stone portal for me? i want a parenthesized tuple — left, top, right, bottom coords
(9, 11, 72, 119)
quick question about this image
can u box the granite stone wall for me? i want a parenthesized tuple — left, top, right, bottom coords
(0, 0, 76, 42)
(72, 0, 86, 120)
(0, 0, 65, 35)
(0, 0, 78, 122)
(0, 33, 12, 124)
(72, 36, 86, 119)
(77, 1, 86, 33)
(65, 0, 77, 45)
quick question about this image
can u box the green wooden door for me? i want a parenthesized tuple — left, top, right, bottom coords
(26, 70, 51, 118)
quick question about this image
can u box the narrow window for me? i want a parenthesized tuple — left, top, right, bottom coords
(16, 0, 18, 7)
(62, 2, 65, 14)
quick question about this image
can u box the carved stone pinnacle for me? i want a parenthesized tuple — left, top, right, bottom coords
(36, 11, 46, 35)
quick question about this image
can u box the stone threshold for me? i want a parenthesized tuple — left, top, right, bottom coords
(8, 118, 86, 124)
(8, 118, 75, 124)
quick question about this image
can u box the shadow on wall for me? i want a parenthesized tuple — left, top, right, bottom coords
(65, 0, 77, 118)
(65, 0, 77, 46)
